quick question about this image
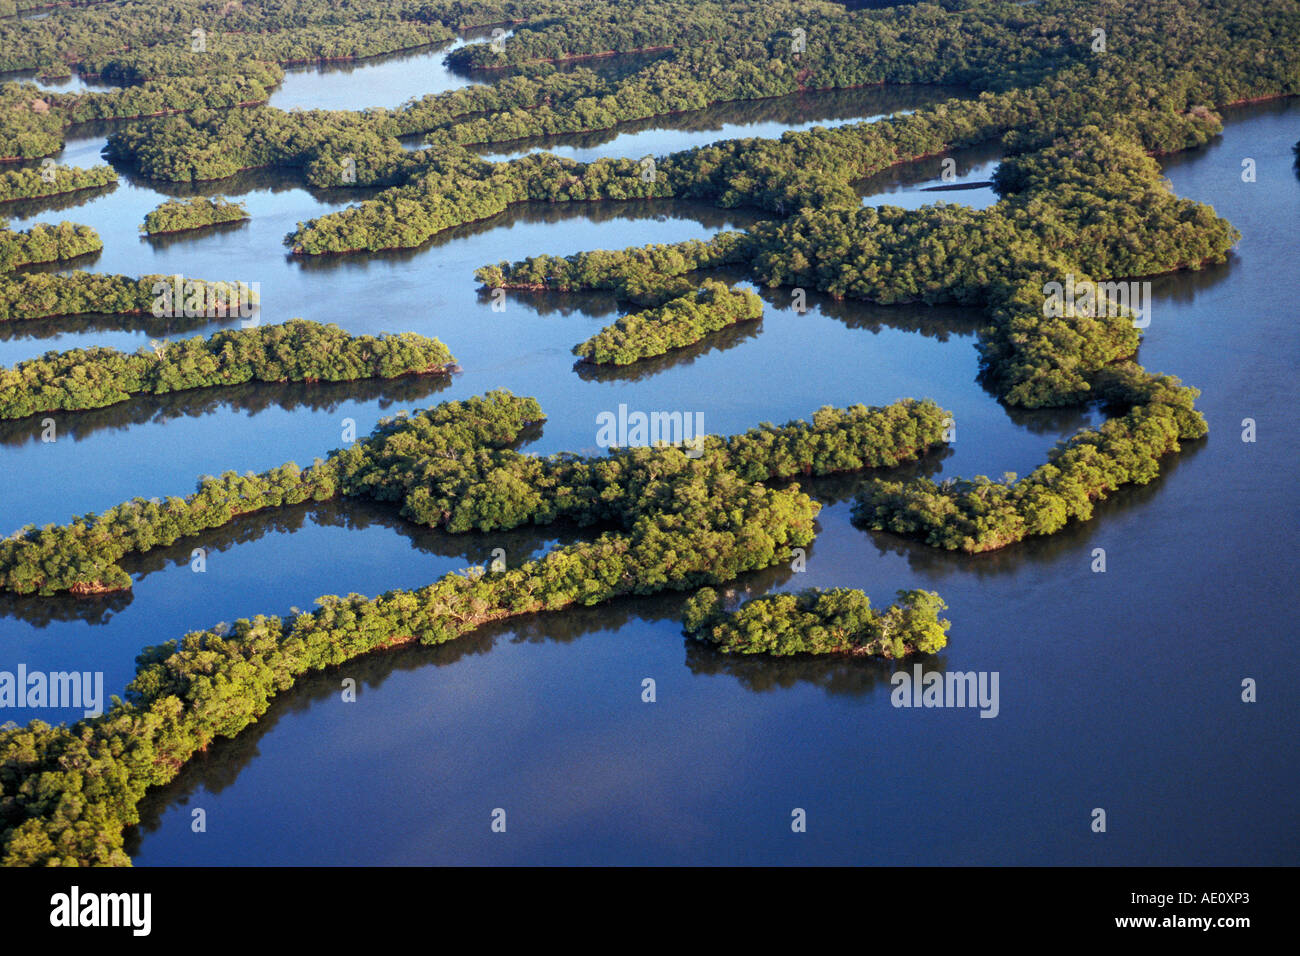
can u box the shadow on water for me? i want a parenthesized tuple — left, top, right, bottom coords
(113, 164, 390, 204)
(480, 286, 622, 321)
(0, 370, 455, 449)
(996, 399, 1100, 436)
(855, 137, 1005, 198)
(15, 248, 102, 274)
(141, 217, 251, 250)
(0, 495, 593, 629)
(857, 437, 1208, 580)
(573, 320, 763, 383)
(685, 642, 945, 697)
(1145, 257, 1235, 303)
(283, 41, 462, 81)
(0, 310, 243, 345)
(793, 449, 957, 507)
(745, 277, 986, 343)
(0, 588, 133, 629)
(289, 197, 772, 272)
(473, 84, 975, 160)
(123, 538, 953, 854)
(0, 182, 118, 219)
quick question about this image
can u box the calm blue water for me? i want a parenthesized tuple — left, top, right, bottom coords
(0, 50, 1294, 865)
(267, 31, 494, 111)
(472, 86, 974, 164)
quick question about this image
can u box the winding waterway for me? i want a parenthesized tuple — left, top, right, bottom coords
(0, 47, 1295, 864)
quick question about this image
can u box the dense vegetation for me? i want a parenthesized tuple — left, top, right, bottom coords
(479, 120, 1238, 551)
(43, 0, 1280, 234)
(140, 196, 248, 235)
(0, 70, 283, 161)
(0, 164, 116, 204)
(852, 366, 1206, 552)
(0, 0, 1295, 866)
(0, 220, 100, 270)
(477, 233, 753, 304)
(0, 385, 958, 863)
(0, 0, 485, 73)
(0, 320, 455, 421)
(0, 461, 819, 864)
(0, 272, 253, 324)
(0, 390, 948, 595)
(683, 586, 950, 657)
(481, 128, 1235, 401)
(280, 62, 1231, 255)
(573, 279, 762, 365)
(279, 0, 1300, 255)
(0, 189, 256, 330)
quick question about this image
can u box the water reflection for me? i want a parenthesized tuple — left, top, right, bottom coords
(0, 371, 454, 448)
(473, 85, 974, 162)
(792, 453, 956, 507)
(121, 552, 953, 856)
(0, 182, 118, 219)
(1144, 258, 1235, 303)
(478, 286, 620, 321)
(139, 217, 252, 249)
(12, 248, 102, 273)
(856, 138, 1004, 210)
(0, 68, 115, 94)
(749, 279, 985, 342)
(265, 28, 500, 112)
(573, 320, 763, 383)
(0, 310, 240, 345)
(0, 495, 592, 629)
(856, 436, 1207, 580)
(290, 197, 769, 271)
(685, 641, 944, 696)
(111, 163, 387, 204)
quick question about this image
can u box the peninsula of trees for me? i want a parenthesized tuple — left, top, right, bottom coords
(479, 125, 1233, 553)
(0, 164, 117, 205)
(0, 385, 962, 863)
(0, 391, 949, 596)
(0, 220, 100, 270)
(0, 272, 256, 324)
(0, 0, 1295, 868)
(572, 279, 762, 365)
(0, 320, 455, 421)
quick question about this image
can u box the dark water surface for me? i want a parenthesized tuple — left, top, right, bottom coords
(0, 52, 1294, 864)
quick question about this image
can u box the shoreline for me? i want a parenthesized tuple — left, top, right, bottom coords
(141, 215, 250, 238)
